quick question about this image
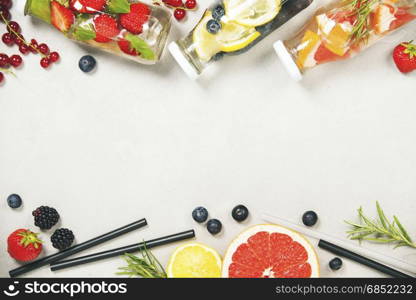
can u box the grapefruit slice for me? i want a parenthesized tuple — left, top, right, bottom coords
(222, 224, 319, 278)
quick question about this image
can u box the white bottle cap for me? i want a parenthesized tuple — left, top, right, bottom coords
(168, 42, 199, 80)
(273, 40, 303, 82)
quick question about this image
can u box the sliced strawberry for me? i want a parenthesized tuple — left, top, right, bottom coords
(51, 1, 74, 33)
(70, 0, 106, 13)
(93, 14, 120, 43)
(120, 3, 151, 34)
(118, 39, 139, 56)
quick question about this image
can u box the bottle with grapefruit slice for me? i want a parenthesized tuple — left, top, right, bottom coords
(168, 0, 313, 79)
(24, 0, 172, 64)
(273, 0, 416, 80)
(222, 224, 320, 278)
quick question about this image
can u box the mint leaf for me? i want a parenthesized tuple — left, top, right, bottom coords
(24, 0, 51, 24)
(74, 24, 96, 41)
(108, 0, 131, 14)
(125, 33, 155, 60)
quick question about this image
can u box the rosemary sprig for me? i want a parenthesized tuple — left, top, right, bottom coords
(345, 0, 380, 45)
(117, 244, 167, 278)
(346, 201, 416, 249)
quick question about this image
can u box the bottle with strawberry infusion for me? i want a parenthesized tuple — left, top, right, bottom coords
(169, 0, 313, 79)
(24, 0, 172, 64)
(273, 0, 416, 80)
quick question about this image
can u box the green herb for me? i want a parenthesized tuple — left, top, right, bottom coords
(24, 0, 52, 23)
(117, 244, 167, 278)
(346, 201, 416, 249)
(345, 0, 380, 45)
(402, 41, 416, 58)
(74, 24, 96, 41)
(124, 33, 156, 60)
(107, 0, 131, 14)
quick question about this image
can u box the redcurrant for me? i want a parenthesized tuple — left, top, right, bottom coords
(185, 0, 197, 9)
(7, 21, 21, 34)
(49, 51, 60, 63)
(174, 8, 186, 21)
(38, 43, 49, 55)
(40, 57, 50, 68)
(10, 54, 22, 67)
(0, 53, 10, 67)
(2, 32, 13, 46)
(19, 44, 29, 54)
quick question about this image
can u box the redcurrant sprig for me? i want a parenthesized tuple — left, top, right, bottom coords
(0, 4, 61, 86)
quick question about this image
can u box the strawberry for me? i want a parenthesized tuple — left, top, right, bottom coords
(51, 1, 75, 33)
(392, 41, 416, 73)
(7, 229, 43, 262)
(93, 14, 120, 43)
(70, 0, 106, 13)
(120, 3, 151, 34)
(118, 39, 139, 56)
(389, 8, 416, 31)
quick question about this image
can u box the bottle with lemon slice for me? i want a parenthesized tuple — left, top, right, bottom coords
(169, 0, 313, 79)
(273, 0, 416, 81)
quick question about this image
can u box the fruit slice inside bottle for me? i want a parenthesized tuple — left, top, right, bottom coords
(316, 14, 352, 56)
(223, 0, 282, 27)
(193, 11, 260, 62)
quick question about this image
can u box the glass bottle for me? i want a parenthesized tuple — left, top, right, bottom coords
(25, 0, 172, 64)
(273, 0, 416, 80)
(169, 0, 314, 79)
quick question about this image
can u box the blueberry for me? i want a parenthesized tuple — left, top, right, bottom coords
(207, 219, 222, 235)
(212, 5, 225, 20)
(206, 19, 221, 34)
(79, 55, 96, 73)
(211, 52, 224, 61)
(329, 257, 343, 270)
(302, 210, 318, 226)
(7, 194, 22, 209)
(192, 206, 208, 223)
(232, 205, 249, 222)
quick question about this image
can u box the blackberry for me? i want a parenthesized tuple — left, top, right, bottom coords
(51, 228, 74, 250)
(32, 206, 60, 230)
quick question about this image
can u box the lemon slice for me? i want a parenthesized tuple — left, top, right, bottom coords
(167, 242, 222, 278)
(217, 21, 261, 52)
(193, 11, 261, 60)
(193, 12, 222, 62)
(224, 0, 281, 27)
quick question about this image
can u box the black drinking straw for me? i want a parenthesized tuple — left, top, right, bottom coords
(9, 218, 147, 278)
(50, 229, 195, 271)
(318, 240, 413, 278)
